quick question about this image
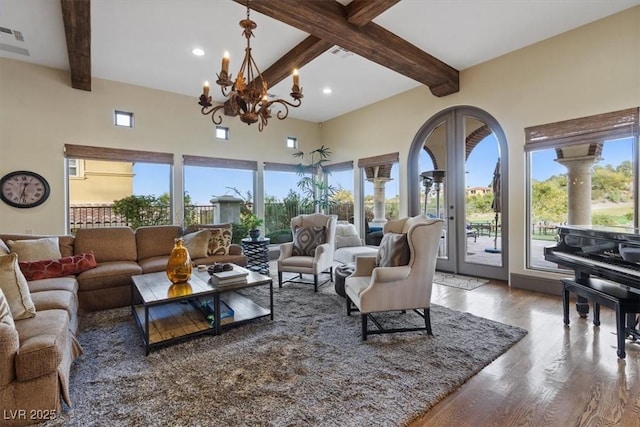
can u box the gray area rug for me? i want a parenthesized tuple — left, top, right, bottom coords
(434, 271, 490, 290)
(46, 278, 526, 427)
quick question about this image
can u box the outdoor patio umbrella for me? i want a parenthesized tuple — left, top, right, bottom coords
(485, 158, 501, 253)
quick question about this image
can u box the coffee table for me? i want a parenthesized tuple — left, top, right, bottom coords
(131, 269, 273, 355)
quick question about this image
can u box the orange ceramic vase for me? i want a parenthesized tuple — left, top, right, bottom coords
(166, 238, 192, 284)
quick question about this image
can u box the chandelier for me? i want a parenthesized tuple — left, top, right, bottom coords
(198, 0, 303, 132)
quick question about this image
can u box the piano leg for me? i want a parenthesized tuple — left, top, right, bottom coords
(575, 273, 590, 318)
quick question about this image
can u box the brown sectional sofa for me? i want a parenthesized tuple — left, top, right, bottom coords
(0, 224, 247, 426)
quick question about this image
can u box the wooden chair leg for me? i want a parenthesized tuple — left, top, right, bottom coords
(562, 286, 570, 325)
(314, 275, 318, 292)
(361, 313, 368, 341)
(424, 307, 433, 336)
(593, 302, 601, 326)
(346, 296, 351, 316)
(278, 271, 283, 288)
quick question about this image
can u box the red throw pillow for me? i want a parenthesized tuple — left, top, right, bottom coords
(19, 252, 97, 281)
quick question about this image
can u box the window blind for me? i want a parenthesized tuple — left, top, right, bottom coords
(524, 108, 639, 152)
(183, 155, 257, 170)
(64, 144, 174, 164)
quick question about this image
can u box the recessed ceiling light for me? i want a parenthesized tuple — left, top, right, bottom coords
(322, 88, 332, 95)
(192, 48, 205, 56)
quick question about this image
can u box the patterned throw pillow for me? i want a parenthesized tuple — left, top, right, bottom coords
(376, 233, 410, 267)
(7, 237, 62, 262)
(0, 287, 14, 328)
(0, 253, 36, 320)
(292, 226, 326, 257)
(201, 226, 232, 256)
(18, 252, 97, 281)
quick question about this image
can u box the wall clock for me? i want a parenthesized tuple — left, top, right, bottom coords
(0, 170, 51, 208)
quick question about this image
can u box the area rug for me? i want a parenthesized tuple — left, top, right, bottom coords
(46, 281, 526, 427)
(434, 271, 489, 290)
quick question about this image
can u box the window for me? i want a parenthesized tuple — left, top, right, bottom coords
(215, 126, 229, 140)
(325, 161, 354, 221)
(114, 110, 134, 128)
(64, 144, 173, 231)
(183, 155, 257, 228)
(68, 158, 83, 178)
(525, 108, 639, 271)
(264, 163, 308, 243)
(286, 136, 297, 149)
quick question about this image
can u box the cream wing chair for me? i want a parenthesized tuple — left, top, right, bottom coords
(345, 215, 444, 340)
(278, 213, 338, 292)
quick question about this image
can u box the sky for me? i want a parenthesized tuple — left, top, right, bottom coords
(133, 136, 634, 204)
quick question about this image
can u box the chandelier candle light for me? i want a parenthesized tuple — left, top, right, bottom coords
(198, 0, 303, 132)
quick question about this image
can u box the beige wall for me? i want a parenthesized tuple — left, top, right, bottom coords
(69, 160, 134, 204)
(320, 6, 639, 281)
(0, 7, 638, 282)
(0, 59, 322, 234)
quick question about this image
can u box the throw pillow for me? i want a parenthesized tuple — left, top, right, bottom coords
(0, 239, 9, 255)
(0, 253, 36, 320)
(336, 235, 363, 249)
(376, 233, 410, 267)
(18, 252, 97, 281)
(7, 237, 62, 262)
(201, 226, 232, 256)
(335, 223, 358, 237)
(292, 226, 326, 257)
(0, 288, 14, 328)
(182, 230, 210, 259)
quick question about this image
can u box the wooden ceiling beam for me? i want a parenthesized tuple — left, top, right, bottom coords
(239, 0, 458, 97)
(345, 0, 400, 27)
(60, 0, 91, 91)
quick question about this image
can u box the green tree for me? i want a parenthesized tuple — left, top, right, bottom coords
(531, 180, 567, 223)
(112, 195, 170, 229)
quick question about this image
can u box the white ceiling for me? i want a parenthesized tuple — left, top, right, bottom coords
(0, 0, 637, 123)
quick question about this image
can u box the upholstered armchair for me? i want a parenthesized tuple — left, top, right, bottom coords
(345, 215, 444, 340)
(278, 213, 338, 292)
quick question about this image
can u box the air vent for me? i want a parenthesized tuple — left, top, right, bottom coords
(13, 30, 24, 42)
(0, 27, 11, 34)
(0, 43, 29, 56)
(330, 46, 353, 58)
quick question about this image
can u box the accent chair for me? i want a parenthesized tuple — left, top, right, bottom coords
(345, 215, 444, 340)
(277, 213, 337, 292)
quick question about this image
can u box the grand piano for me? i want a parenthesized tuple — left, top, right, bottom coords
(544, 224, 640, 344)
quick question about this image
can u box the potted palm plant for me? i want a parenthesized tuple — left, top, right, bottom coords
(242, 212, 264, 241)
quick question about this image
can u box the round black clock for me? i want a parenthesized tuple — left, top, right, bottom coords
(0, 170, 51, 208)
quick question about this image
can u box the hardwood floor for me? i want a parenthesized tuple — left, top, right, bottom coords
(409, 280, 640, 427)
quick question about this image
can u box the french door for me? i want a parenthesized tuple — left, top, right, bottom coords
(410, 107, 508, 281)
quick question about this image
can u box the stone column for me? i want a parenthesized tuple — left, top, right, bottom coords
(556, 155, 599, 225)
(370, 177, 391, 225)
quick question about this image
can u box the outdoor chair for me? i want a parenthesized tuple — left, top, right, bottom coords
(277, 213, 337, 292)
(345, 215, 444, 340)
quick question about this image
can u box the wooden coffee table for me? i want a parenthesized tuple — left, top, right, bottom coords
(131, 269, 273, 355)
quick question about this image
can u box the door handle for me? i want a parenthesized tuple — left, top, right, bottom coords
(449, 216, 454, 220)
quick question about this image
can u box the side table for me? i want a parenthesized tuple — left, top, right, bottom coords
(241, 237, 270, 274)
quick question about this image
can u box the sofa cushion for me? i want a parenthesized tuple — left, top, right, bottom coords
(138, 255, 170, 274)
(334, 246, 379, 265)
(30, 289, 78, 320)
(14, 309, 68, 381)
(135, 225, 182, 261)
(7, 237, 62, 262)
(76, 261, 142, 292)
(74, 227, 137, 262)
(0, 288, 14, 328)
(292, 226, 325, 257)
(27, 276, 78, 294)
(376, 233, 410, 267)
(0, 253, 36, 320)
(336, 235, 363, 249)
(183, 229, 210, 259)
(18, 252, 97, 281)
